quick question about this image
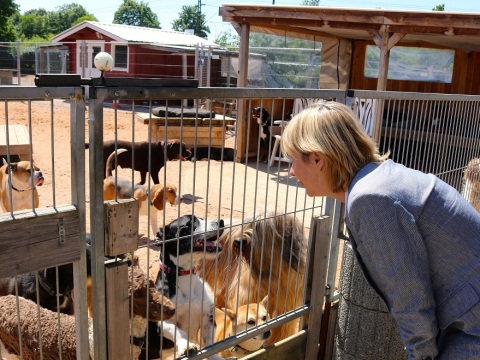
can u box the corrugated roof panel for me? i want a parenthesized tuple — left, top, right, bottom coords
(88, 21, 220, 48)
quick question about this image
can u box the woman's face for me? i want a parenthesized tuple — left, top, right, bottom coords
(289, 151, 330, 197)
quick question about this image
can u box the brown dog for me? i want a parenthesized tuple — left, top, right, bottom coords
(0, 159, 44, 212)
(214, 296, 271, 358)
(103, 149, 179, 234)
(86, 139, 190, 185)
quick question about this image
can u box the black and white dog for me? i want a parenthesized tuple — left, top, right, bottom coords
(153, 215, 232, 360)
(252, 106, 272, 162)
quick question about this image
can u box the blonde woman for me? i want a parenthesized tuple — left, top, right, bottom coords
(282, 101, 480, 360)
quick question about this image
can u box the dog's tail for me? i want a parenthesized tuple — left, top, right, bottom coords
(105, 148, 128, 178)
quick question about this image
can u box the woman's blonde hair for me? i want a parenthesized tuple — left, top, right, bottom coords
(281, 101, 389, 193)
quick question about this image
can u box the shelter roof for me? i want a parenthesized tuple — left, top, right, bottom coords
(219, 5, 480, 52)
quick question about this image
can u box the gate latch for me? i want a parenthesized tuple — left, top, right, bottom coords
(58, 219, 66, 244)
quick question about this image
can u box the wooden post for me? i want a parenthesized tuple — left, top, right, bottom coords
(304, 216, 333, 360)
(105, 261, 130, 360)
(235, 23, 250, 162)
(371, 27, 404, 143)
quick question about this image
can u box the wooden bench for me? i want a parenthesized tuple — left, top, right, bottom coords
(0, 124, 31, 161)
(137, 113, 236, 147)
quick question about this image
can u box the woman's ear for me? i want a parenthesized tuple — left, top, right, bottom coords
(311, 152, 324, 168)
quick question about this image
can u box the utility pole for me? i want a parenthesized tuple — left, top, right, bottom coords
(197, 0, 202, 36)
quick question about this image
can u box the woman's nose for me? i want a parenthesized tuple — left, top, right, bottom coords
(289, 166, 295, 177)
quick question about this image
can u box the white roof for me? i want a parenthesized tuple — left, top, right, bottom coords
(52, 21, 220, 48)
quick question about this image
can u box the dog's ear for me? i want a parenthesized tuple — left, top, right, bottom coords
(150, 185, 166, 211)
(222, 307, 237, 321)
(233, 236, 248, 251)
(260, 295, 269, 309)
(7, 163, 18, 173)
(154, 228, 164, 245)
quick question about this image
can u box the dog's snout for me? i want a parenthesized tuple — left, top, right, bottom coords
(164, 307, 176, 316)
(219, 219, 225, 228)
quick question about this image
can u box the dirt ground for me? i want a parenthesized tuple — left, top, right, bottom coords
(1, 98, 282, 280)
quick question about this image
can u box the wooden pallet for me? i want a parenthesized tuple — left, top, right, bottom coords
(137, 113, 235, 147)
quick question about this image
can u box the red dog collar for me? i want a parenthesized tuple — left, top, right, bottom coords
(159, 263, 195, 276)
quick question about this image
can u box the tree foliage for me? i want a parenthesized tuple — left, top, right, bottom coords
(113, 0, 160, 28)
(14, 4, 97, 41)
(48, 4, 95, 34)
(215, 31, 239, 49)
(17, 9, 51, 40)
(249, 33, 321, 88)
(172, 5, 210, 39)
(432, 4, 445, 11)
(0, 0, 18, 42)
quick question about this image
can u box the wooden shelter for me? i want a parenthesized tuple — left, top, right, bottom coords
(219, 5, 480, 159)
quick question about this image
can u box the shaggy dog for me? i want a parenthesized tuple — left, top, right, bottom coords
(464, 158, 480, 213)
(196, 208, 307, 345)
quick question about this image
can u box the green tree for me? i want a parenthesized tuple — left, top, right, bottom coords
(48, 4, 96, 34)
(432, 4, 445, 11)
(74, 14, 98, 25)
(215, 31, 239, 48)
(249, 33, 321, 88)
(0, 0, 18, 42)
(17, 9, 50, 40)
(113, 0, 160, 28)
(172, 5, 210, 39)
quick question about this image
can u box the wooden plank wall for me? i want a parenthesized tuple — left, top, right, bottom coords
(349, 41, 480, 95)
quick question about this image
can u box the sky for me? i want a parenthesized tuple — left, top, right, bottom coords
(14, 0, 480, 41)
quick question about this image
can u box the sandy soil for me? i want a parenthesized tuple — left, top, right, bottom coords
(1, 98, 240, 277)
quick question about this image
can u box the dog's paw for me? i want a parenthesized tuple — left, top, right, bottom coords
(182, 344, 198, 356)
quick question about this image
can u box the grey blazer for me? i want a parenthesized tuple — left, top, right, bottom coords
(345, 160, 480, 359)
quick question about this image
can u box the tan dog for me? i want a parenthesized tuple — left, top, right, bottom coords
(103, 149, 179, 234)
(197, 209, 307, 345)
(215, 295, 271, 358)
(0, 159, 44, 213)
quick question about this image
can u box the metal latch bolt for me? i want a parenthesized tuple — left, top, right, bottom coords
(58, 219, 66, 244)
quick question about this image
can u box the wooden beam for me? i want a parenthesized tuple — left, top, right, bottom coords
(304, 216, 333, 360)
(106, 262, 130, 360)
(371, 28, 404, 143)
(220, 5, 480, 30)
(235, 23, 250, 163)
(0, 205, 80, 278)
